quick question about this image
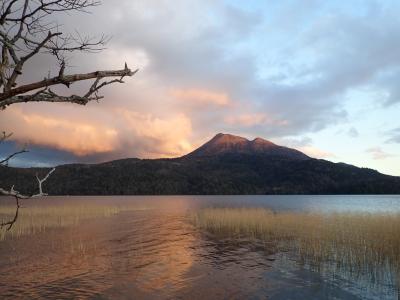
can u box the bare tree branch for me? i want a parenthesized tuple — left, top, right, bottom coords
(4, 31, 63, 92)
(0, 192, 20, 231)
(0, 1, 137, 230)
(0, 131, 48, 231)
(0, 64, 138, 106)
(0, 168, 56, 230)
(0, 148, 28, 165)
(36, 167, 55, 195)
(0, 132, 28, 231)
(0, 0, 137, 108)
(0, 131, 13, 143)
(0, 131, 27, 166)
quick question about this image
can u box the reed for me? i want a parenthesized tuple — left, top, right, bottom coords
(0, 204, 143, 241)
(192, 208, 400, 282)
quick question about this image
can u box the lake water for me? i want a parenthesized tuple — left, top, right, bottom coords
(0, 195, 399, 299)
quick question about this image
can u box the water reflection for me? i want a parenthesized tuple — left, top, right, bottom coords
(0, 208, 198, 299)
(0, 196, 399, 299)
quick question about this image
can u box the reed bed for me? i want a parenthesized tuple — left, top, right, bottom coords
(0, 204, 142, 241)
(192, 208, 400, 283)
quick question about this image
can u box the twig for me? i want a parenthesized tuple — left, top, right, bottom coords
(0, 168, 56, 230)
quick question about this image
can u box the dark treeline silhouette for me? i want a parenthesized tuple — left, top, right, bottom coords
(1, 152, 399, 195)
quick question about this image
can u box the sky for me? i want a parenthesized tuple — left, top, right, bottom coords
(1, 0, 400, 176)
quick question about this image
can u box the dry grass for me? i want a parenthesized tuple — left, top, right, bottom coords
(192, 208, 400, 282)
(0, 204, 146, 241)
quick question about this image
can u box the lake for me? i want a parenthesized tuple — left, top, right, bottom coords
(0, 195, 399, 299)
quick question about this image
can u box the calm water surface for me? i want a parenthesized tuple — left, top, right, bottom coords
(0, 195, 399, 299)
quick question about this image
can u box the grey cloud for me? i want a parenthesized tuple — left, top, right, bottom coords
(2, 0, 400, 164)
(300, 9, 400, 103)
(366, 147, 394, 160)
(255, 4, 400, 134)
(348, 127, 359, 138)
(27, 1, 400, 134)
(375, 68, 400, 106)
(386, 128, 400, 144)
(280, 137, 313, 148)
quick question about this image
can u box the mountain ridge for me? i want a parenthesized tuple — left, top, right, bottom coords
(0, 133, 399, 195)
(184, 133, 309, 160)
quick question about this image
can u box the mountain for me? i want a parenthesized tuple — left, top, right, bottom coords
(0, 133, 399, 195)
(185, 133, 309, 160)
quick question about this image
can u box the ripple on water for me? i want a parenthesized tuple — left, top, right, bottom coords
(0, 197, 399, 299)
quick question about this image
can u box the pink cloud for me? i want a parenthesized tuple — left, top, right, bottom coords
(0, 105, 195, 159)
(170, 88, 230, 107)
(224, 113, 288, 127)
(0, 107, 118, 156)
(366, 147, 394, 160)
(116, 109, 194, 158)
(299, 146, 336, 159)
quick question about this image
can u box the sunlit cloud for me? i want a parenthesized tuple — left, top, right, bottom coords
(116, 109, 194, 158)
(224, 113, 288, 127)
(299, 146, 336, 159)
(0, 0, 399, 175)
(1, 107, 118, 156)
(0, 106, 194, 159)
(170, 88, 230, 107)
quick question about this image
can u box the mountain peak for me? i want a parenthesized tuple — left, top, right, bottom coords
(211, 133, 248, 143)
(185, 133, 309, 160)
(252, 137, 275, 145)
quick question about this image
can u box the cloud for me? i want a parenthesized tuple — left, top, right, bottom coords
(255, 2, 400, 134)
(280, 137, 313, 148)
(1, 0, 399, 167)
(0, 106, 194, 160)
(170, 88, 230, 107)
(278, 137, 335, 159)
(386, 127, 400, 143)
(116, 109, 193, 158)
(224, 113, 288, 127)
(300, 146, 336, 159)
(366, 147, 394, 160)
(348, 127, 359, 138)
(0, 107, 118, 156)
